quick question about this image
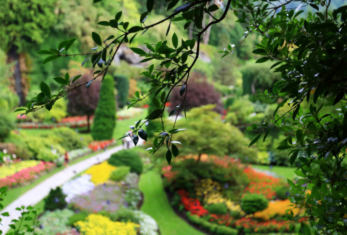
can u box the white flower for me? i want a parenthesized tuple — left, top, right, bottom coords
(250, 112, 257, 117)
(3, 149, 7, 154)
(134, 211, 158, 235)
(12, 154, 16, 159)
(62, 175, 94, 203)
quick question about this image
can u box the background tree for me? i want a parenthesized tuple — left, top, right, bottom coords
(0, 0, 58, 105)
(175, 105, 257, 163)
(91, 75, 116, 141)
(67, 70, 100, 132)
(114, 74, 129, 108)
(170, 72, 224, 114)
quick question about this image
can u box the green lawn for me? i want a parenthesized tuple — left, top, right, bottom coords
(139, 171, 205, 235)
(251, 164, 297, 179)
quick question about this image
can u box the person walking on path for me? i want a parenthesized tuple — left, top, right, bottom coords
(64, 151, 69, 168)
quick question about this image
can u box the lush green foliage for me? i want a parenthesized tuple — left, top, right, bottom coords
(0, 113, 15, 142)
(52, 127, 89, 151)
(205, 203, 228, 215)
(91, 75, 116, 140)
(187, 213, 238, 235)
(240, 194, 268, 214)
(275, 186, 290, 200)
(37, 209, 74, 235)
(109, 166, 131, 182)
(108, 149, 143, 174)
(44, 187, 67, 211)
(67, 212, 89, 226)
(114, 74, 130, 108)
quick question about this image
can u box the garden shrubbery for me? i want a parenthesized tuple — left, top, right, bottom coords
(205, 203, 228, 215)
(109, 166, 130, 182)
(275, 186, 290, 200)
(240, 194, 268, 214)
(108, 150, 143, 174)
(52, 127, 89, 151)
(44, 187, 67, 211)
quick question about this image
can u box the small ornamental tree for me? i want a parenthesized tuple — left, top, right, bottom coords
(114, 74, 129, 108)
(91, 75, 116, 141)
(67, 70, 101, 132)
(169, 72, 223, 114)
(44, 187, 67, 211)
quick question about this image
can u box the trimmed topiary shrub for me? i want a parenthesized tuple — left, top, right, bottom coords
(187, 213, 237, 235)
(52, 127, 87, 151)
(241, 194, 268, 214)
(67, 212, 89, 226)
(276, 186, 290, 200)
(91, 75, 116, 141)
(108, 149, 143, 174)
(44, 187, 67, 211)
(114, 74, 129, 108)
(206, 203, 228, 215)
(109, 166, 130, 182)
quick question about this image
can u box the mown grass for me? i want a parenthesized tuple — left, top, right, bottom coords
(139, 171, 205, 235)
(251, 164, 297, 179)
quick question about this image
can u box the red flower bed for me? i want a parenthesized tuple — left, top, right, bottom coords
(178, 189, 208, 217)
(88, 139, 114, 152)
(0, 161, 56, 188)
(243, 168, 282, 199)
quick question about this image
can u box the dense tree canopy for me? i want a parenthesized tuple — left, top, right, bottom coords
(15, 0, 347, 234)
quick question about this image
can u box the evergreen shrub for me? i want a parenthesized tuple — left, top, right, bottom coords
(108, 150, 143, 174)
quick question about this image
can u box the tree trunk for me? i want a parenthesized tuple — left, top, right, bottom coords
(189, 23, 193, 39)
(203, 14, 213, 44)
(251, 79, 257, 94)
(196, 153, 202, 165)
(87, 114, 91, 132)
(7, 47, 25, 106)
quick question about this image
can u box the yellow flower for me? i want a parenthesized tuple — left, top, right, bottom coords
(75, 214, 139, 235)
(84, 162, 116, 185)
(0, 160, 40, 179)
(205, 193, 245, 216)
(253, 199, 300, 221)
(195, 179, 221, 197)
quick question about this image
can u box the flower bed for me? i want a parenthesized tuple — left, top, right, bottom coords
(84, 161, 116, 185)
(88, 139, 114, 152)
(0, 160, 40, 179)
(62, 175, 95, 203)
(0, 161, 55, 188)
(163, 158, 298, 234)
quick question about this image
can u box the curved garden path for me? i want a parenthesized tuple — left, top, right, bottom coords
(139, 171, 206, 235)
(0, 143, 139, 234)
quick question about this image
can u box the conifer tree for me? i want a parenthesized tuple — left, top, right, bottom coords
(91, 75, 116, 140)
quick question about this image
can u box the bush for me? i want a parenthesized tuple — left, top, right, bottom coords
(44, 187, 67, 211)
(114, 74, 129, 108)
(124, 172, 139, 188)
(103, 208, 140, 224)
(276, 186, 290, 200)
(92, 75, 116, 140)
(37, 209, 74, 235)
(52, 127, 87, 151)
(109, 166, 130, 182)
(108, 149, 143, 174)
(124, 188, 142, 210)
(206, 203, 228, 215)
(187, 213, 237, 235)
(241, 194, 269, 214)
(67, 212, 89, 226)
(0, 113, 15, 142)
(169, 72, 224, 114)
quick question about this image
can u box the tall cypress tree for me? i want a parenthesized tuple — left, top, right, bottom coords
(91, 75, 116, 140)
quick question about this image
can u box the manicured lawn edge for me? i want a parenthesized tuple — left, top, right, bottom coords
(139, 171, 205, 235)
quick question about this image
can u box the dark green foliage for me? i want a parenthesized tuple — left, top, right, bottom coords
(241, 62, 281, 96)
(0, 113, 15, 142)
(44, 187, 67, 211)
(205, 203, 228, 215)
(187, 213, 238, 235)
(109, 166, 130, 182)
(223, 97, 234, 109)
(114, 74, 129, 108)
(67, 212, 89, 226)
(241, 194, 268, 214)
(91, 75, 116, 140)
(146, 91, 164, 138)
(100, 208, 140, 223)
(276, 186, 290, 200)
(108, 149, 143, 174)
